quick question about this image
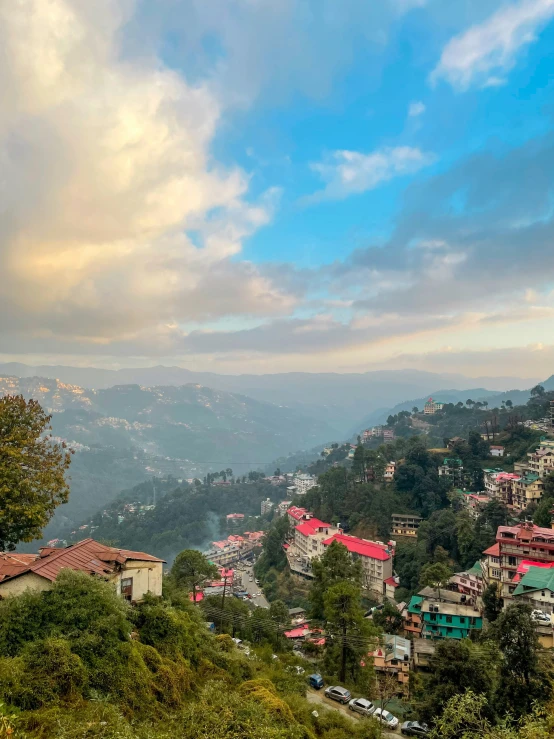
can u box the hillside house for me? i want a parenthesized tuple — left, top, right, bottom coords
(494, 523, 554, 601)
(490, 445, 505, 457)
(370, 634, 411, 687)
(322, 532, 394, 599)
(420, 600, 482, 640)
(512, 565, 554, 616)
(0, 539, 164, 602)
(391, 513, 422, 538)
(424, 398, 444, 415)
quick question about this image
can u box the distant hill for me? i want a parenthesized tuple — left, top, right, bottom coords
(0, 363, 537, 436)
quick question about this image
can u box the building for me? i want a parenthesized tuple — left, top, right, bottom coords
(511, 474, 544, 511)
(438, 457, 463, 480)
(383, 429, 395, 442)
(0, 539, 165, 602)
(460, 493, 490, 518)
(322, 532, 394, 599)
(490, 445, 505, 457)
(226, 513, 244, 528)
(276, 500, 292, 517)
(495, 523, 554, 601)
(512, 565, 554, 616)
(450, 561, 485, 601)
(403, 596, 424, 637)
(370, 634, 411, 687)
(483, 543, 501, 585)
(384, 461, 396, 482)
(447, 437, 464, 449)
(419, 600, 482, 639)
(261, 498, 274, 515)
(525, 438, 554, 478)
(411, 638, 435, 671)
(391, 513, 422, 539)
(293, 474, 317, 494)
(424, 397, 444, 415)
(294, 519, 340, 560)
(288, 606, 307, 622)
(287, 505, 313, 526)
(483, 469, 520, 505)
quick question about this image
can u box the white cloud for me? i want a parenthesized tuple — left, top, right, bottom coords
(306, 146, 434, 203)
(432, 0, 554, 90)
(408, 100, 426, 117)
(0, 0, 293, 353)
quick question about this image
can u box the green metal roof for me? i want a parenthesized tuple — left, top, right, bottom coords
(512, 566, 554, 596)
(407, 595, 424, 613)
(467, 561, 484, 577)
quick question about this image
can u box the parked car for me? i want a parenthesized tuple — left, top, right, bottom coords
(324, 686, 352, 704)
(308, 673, 324, 689)
(373, 708, 399, 729)
(531, 609, 551, 624)
(401, 721, 429, 736)
(348, 698, 375, 716)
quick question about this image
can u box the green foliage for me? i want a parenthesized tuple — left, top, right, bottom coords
(417, 640, 497, 723)
(0, 395, 71, 549)
(371, 600, 403, 635)
(309, 540, 362, 620)
(491, 603, 552, 719)
(171, 549, 219, 604)
(419, 561, 452, 599)
(482, 583, 503, 623)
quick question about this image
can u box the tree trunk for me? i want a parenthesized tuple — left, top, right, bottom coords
(339, 622, 347, 683)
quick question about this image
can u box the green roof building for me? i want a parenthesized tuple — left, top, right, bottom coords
(512, 566, 554, 616)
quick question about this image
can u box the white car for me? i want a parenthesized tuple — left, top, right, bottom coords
(373, 708, 399, 729)
(531, 610, 551, 624)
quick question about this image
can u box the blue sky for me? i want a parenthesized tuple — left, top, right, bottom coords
(2, 0, 554, 377)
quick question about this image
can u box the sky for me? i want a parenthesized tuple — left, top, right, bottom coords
(1, 0, 554, 377)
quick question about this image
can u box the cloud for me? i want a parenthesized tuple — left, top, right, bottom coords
(305, 147, 435, 203)
(408, 101, 426, 117)
(431, 0, 554, 90)
(0, 0, 293, 354)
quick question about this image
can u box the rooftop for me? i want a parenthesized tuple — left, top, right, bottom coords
(513, 565, 554, 596)
(421, 599, 480, 617)
(497, 523, 554, 542)
(295, 518, 333, 536)
(322, 533, 391, 561)
(483, 543, 500, 557)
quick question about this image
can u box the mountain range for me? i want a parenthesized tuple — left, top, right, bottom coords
(0, 363, 539, 436)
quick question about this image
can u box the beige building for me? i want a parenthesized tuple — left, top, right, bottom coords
(0, 539, 165, 602)
(322, 532, 394, 599)
(511, 474, 544, 511)
(391, 513, 422, 538)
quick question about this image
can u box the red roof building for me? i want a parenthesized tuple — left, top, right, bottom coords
(0, 539, 165, 602)
(322, 533, 394, 599)
(495, 523, 554, 601)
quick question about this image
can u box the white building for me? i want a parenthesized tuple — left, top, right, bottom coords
(293, 473, 317, 494)
(322, 533, 395, 600)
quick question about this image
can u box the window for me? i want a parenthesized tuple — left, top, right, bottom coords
(446, 627, 453, 634)
(429, 613, 436, 621)
(459, 617, 466, 624)
(492, 569, 501, 579)
(446, 615, 453, 623)
(508, 556, 517, 566)
(121, 577, 133, 601)
(542, 591, 546, 597)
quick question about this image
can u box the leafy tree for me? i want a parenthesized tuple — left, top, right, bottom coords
(324, 581, 371, 684)
(482, 583, 503, 623)
(479, 499, 509, 532)
(412, 407, 419, 414)
(371, 600, 403, 635)
(534, 495, 554, 527)
(531, 384, 545, 398)
(0, 395, 72, 550)
(268, 599, 289, 627)
(171, 549, 218, 604)
(419, 562, 452, 602)
(417, 640, 497, 723)
(310, 540, 362, 620)
(491, 603, 552, 718)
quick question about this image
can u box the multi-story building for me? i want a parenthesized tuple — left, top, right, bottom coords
(419, 600, 482, 639)
(438, 457, 464, 481)
(483, 469, 520, 505)
(293, 474, 317, 494)
(495, 523, 554, 600)
(526, 439, 554, 478)
(383, 429, 395, 442)
(460, 493, 490, 518)
(275, 500, 292, 517)
(483, 543, 501, 585)
(403, 597, 423, 637)
(513, 565, 554, 616)
(293, 518, 340, 560)
(450, 562, 484, 601)
(391, 513, 422, 538)
(511, 474, 544, 511)
(384, 461, 396, 481)
(370, 634, 411, 688)
(424, 397, 444, 415)
(226, 513, 244, 528)
(261, 498, 274, 515)
(322, 532, 394, 599)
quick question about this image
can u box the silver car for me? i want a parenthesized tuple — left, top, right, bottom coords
(324, 686, 352, 704)
(348, 698, 375, 716)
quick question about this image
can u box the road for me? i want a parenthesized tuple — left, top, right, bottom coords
(237, 563, 269, 609)
(305, 690, 399, 737)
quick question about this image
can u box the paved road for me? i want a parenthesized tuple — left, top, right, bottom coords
(306, 690, 399, 737)
(237, 564, 269, 609)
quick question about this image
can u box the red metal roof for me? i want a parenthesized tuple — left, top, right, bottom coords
(0, 553, 39, 582)
(284, 624, 310, 638)
(2, 539, 165, 585)
(497, 524, 554, 541)
(323, 533, 391, 561)
(384, 576, 399, 587)
(483, 543, 500, 557)
(287, 506, 311, 521)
